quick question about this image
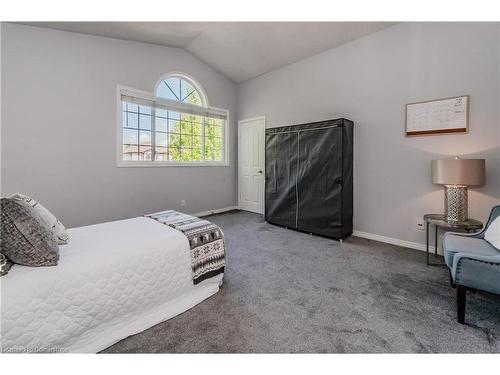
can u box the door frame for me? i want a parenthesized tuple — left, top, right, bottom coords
(238, 116, 266, 214)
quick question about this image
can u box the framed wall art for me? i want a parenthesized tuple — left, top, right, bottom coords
(405, 95, 468, 136)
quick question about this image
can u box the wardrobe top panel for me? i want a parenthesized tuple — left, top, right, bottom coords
(265, 118, 353, 135)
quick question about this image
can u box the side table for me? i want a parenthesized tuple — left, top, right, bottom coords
(423, 214, 483, 266)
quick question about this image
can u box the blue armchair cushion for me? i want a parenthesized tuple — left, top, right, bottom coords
(443, 233, 499, 268)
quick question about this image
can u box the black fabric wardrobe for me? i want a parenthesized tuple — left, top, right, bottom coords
(265, 118, 353, 239)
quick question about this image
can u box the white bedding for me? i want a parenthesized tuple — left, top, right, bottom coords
(0, 217, 223, 353)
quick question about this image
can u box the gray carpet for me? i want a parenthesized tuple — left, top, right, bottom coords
(103, 211, 500, 353)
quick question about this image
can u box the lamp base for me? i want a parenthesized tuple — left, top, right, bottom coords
(444, 185, 468, 222)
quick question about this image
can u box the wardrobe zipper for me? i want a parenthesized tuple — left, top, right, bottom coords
(295, 131, 300, 228)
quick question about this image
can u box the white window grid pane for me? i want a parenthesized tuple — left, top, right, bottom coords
(122, 101, 225, 163)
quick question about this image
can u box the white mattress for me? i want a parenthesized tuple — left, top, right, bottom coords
(0, 217, 223, 353)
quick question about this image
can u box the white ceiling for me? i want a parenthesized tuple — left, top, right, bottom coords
(18, 22, 395, 83)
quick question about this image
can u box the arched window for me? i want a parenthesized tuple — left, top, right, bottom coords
(118, 73, 227, 166)
(155, 74, 207, 107)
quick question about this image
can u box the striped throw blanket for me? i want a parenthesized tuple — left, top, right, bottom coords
(145, 210, 225, 284)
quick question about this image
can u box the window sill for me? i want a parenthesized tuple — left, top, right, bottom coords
(116, 161, 230, 168)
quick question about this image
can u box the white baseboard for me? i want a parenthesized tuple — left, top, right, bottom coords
(190, 209, 430, 254)
(193, 206, 239, 217)
(352, 230, 427, 252)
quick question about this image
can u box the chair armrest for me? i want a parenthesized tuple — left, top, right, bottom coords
(452, 254, 500, 295)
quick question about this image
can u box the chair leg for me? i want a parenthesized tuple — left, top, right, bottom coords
(457, 285, 466, 324)
(449, 269, 455, 288)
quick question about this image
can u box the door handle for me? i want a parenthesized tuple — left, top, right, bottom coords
(258, 170, 263, 174)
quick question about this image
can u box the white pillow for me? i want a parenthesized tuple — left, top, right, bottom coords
(10, 193, 69, 245)
(484, 215, 500, 250)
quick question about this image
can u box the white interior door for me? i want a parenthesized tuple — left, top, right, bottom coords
(238, 117, 265, 214)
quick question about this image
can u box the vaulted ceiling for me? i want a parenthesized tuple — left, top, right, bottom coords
(19, 22, 395, 83)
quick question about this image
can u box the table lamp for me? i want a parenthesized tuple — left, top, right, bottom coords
(431, 157, 485, 222)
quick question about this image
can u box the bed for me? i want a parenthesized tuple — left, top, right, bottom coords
(0, 216, 224, 353)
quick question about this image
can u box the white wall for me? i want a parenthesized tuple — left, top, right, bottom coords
(238, 22, 500, 247)
(1, 23, 238, 227)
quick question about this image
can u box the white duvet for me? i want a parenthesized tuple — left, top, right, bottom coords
(0, 217, 223, 353)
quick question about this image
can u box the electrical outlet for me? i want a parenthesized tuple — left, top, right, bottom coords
(181, 200, 186, 207)
(415, 218, 425, 231)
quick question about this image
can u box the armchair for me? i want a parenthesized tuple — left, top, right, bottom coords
(443, 205, 500, 324)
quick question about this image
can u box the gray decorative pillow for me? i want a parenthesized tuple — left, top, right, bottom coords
(10, 193, 69, 245)
(1, 198, 59, 267)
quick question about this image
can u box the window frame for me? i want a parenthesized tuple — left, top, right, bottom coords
(116, 84, 230, 167)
